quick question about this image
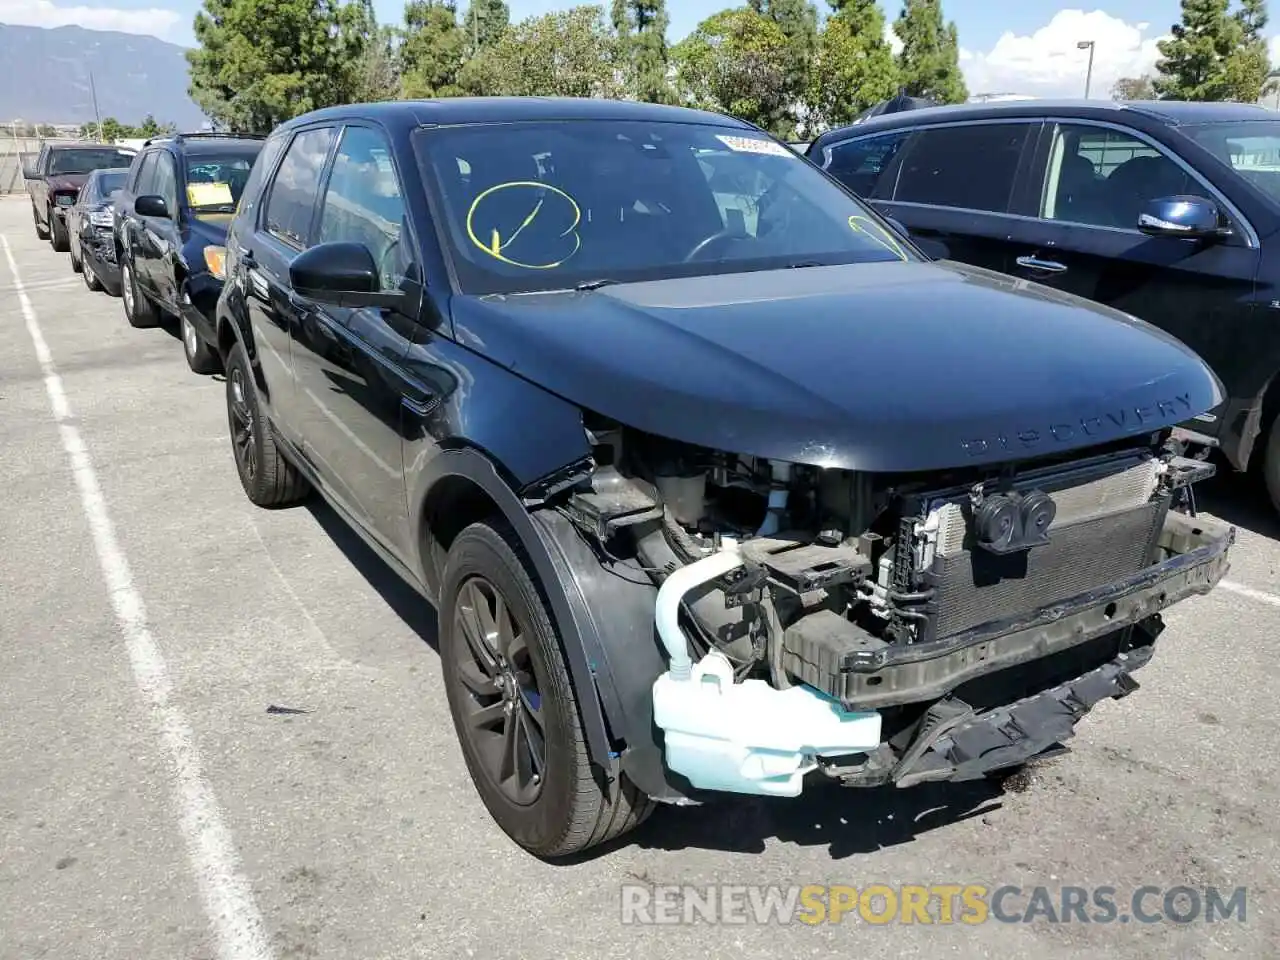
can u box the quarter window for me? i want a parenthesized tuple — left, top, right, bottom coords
(152, 152, 179, 212)
(133, 153, 158, 196)
(264, 127, 336, 248)
(1040, 124, 1191, 229)
(893, 123, 1031, 212)
(317, 126, 411, 290)
(824, 130, 912, 199)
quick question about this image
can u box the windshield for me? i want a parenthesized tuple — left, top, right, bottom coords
(415, 120, 914, 295)
(95, 169, 128, 199)
(185, 150, 260, 214)
(1185, 121, 1280, 205)
(50, 147, 136, 176)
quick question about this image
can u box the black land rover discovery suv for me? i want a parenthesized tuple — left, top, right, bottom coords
(214, 98, 1234, 859)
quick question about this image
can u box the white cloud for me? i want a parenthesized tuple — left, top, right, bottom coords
(0, 0, 181, 38)
(959, 9, 1165, 99)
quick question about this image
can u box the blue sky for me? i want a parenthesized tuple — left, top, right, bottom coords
(2, 1, 1273, 98)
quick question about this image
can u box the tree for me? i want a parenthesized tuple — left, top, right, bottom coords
(1153, 0, 1243, 100)
(187, 0, 371, 131)
(1112, 75, 1158, 100)
(400, 0, 466, 98)
(612, 0, 673, 103)
(749, 0, 819, 136)
(893, 0, 967, 103)
(672, 7, 791, 134)
(806, 1, 900, 130)
(463, 0, 509, 53)
(458, 6, 621, 98)
(354, 24, 402, 102)
(1224, 0, 1273, 102)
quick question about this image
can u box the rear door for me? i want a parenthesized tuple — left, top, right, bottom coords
(816, 119, 1041, 272)
(242, 125, 339, 445)
(291, 122, 423, 557)
(1005, 120, 1261, 453)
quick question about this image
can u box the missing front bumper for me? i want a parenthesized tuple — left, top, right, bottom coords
(823, 511, 1233, 710)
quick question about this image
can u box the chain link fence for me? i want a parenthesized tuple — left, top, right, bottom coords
(0, 130, 83, 195)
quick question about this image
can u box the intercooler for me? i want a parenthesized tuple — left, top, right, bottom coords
(913, 456, 1168, 642)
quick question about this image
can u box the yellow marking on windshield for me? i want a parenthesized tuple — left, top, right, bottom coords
(848, 215, 909, 261)
(466, 181, 582, 270)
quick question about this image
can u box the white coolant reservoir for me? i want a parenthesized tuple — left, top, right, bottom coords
(652, 651, 882, 797)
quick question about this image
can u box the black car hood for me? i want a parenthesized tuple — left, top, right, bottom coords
(47, 173, 87, 192)
(449, 260, 1225, 472)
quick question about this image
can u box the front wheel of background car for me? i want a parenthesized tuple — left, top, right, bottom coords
(224, 341, 309, 508)
(48, 212, 68, 253)
(82, 260, 102, 292)
(69, 236, 83, 273)
(121, 259, 160, 328)
(1260, 413, 1280, 516)
(182, 313, 222, 375)
(440, 520, 654, 859)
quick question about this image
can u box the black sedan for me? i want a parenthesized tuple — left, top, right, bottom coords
(67, 167, 130, 294)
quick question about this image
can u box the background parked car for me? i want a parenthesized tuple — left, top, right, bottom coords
(808, 99, 1280, 510)
(113, 131, 264, 373)
(67, 167, 130, 293)
(22, 142, 137, 251)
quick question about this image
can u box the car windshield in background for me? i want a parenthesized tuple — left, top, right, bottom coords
(96, 169, 128, 197)
(1185, 121, 1280, 205)
(415, 120, 915, 295)
(185, 152, 259, 213)
(50, 147, 136, 175)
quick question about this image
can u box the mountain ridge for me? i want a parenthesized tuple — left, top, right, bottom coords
(0, 23, 206, 128)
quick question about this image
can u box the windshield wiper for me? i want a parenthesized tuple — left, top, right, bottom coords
(574, 278, 621, 291)
(784, 260, 826, 269)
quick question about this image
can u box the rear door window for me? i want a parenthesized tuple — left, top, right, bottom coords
(263, 127, 337, 248)
(133, 153, 158, 197)
(823, 130, 912, 199)
(1040, 124, 1192, 230)
(893, 123, 1032, 213)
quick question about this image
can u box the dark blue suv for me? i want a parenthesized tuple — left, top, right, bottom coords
(212, 97, 1231, 858)
(809, 99, 1280, 511)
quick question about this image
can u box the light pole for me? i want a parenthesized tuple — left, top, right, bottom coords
(1078, 40, 1096, 99)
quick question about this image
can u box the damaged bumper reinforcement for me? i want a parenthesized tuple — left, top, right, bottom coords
(652, 510, 1233, 797)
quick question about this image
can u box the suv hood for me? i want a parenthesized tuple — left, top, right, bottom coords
(449, 260, 1224, 472)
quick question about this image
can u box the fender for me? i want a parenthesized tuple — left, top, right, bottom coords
(215, 282, 275, 408)
(409, 447, 688, 800)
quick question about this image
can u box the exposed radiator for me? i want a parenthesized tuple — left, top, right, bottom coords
(917, 457, 1167, 641)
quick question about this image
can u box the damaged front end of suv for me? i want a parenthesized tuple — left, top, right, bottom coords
(556, 417, 1230, 798)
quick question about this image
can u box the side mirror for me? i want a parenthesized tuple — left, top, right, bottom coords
(882, 215, 910, 240)
(21, 161, 40, 181)
(290, 241, 404, 309)
(135, 194, 170, 219)
(880, 214, 949, 260)
(1137, 195, 1230, 241)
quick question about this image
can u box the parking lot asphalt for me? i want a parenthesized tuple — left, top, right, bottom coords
(1, 193, 1278, 959)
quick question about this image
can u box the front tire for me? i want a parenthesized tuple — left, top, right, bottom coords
(32, 204, 48, 239)
(69, 234, 83, 273)
(49, 211, 68, 252)
(121, 258, 160, 328)
(224, 341, 309, 508)
(440, 520, 653, 859)
(82, 259, 102, 292)
(182, 313, 222, 375)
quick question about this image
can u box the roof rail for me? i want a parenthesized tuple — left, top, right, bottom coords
(142, 131, 268, 148)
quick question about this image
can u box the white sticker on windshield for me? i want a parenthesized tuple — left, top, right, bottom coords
(715, 135, 796, 158)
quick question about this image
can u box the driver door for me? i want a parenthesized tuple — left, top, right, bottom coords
(291, 123, 423, 560)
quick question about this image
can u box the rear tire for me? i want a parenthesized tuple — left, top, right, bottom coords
(182, 313, 223, 375)
(225, 341, 309, 508)
(440, 520, 654, 859)
(121, 258, 160, 328)
(1261, 413, 1280, 516)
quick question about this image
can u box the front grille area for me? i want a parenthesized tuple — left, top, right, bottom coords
(925, 497, 1168, 641)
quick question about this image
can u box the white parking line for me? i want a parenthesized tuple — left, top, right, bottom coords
(1, 235, 275, 960)
(1220, 579, 1280, 608)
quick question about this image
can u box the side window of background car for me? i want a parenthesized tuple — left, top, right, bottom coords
(264, 127, 337, 249)
(235, 134, 287, 225)
(133, 153, 158, 199)
(893, 123, 1031, 213)
(316, 126, 412, 291)
(824, 130, 912, 199)
(1040, 124, 1191, 230)
(151, 152, 179, 214)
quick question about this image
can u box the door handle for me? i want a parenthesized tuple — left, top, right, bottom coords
(1015, 255, 1068, 274)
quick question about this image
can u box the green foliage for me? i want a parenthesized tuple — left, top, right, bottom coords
(457, 6, 621, 98)
(187, 0, 371, 130)
(353, 24, 401, 103)
(672, 7, 791, 135)
(613, 0, 673, 103)
(893, 0, 967, 103)
(1153, 0, 1274, 102)
(749, 0, 819, 137)
(807, 1, 900, 130)
(78, 115, 178, 141)
(463, 0, 510, 52)
(1112, 75, 1158, 100)
(401, 0, 466, 98)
